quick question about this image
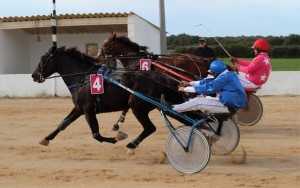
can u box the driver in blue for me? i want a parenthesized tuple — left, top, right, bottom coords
(172, 60, 247, 113)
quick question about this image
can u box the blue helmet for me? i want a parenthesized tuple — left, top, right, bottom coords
(209, 60, 227, 75)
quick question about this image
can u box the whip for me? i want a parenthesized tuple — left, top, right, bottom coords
(195, 24, 231, 57)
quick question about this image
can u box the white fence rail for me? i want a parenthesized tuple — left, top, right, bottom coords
(0, 72, 299, 97)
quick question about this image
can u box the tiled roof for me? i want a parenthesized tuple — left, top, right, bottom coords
(0, 12, 133, 34)
(0, 12, 132, 22)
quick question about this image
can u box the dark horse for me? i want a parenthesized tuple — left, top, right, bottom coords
(96, 32, 215, 131)
(32, 46, 200, 155)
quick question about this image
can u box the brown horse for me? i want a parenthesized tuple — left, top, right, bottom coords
(96, 32, 214, 80)
(96, 32, 215, 131)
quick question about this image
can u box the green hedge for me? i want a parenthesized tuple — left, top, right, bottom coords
(173, 45, 300, 58)
(270, 46, 300, 58)
(168, 34, 300, 58)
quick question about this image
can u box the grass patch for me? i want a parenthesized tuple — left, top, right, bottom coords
(220, 58, 300, 71)
(271, 59, 300, 71)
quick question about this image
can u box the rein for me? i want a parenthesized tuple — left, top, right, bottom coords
(102, 53, 204, 80)
(183, 54, 202, 78)
(155, 61, 202, 80)
(118, 70, 192, 102)
(96, 67, 181, 93)
(43, 64, 98, 88)
(46, 72, 92, 79)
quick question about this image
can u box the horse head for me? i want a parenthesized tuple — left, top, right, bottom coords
(96, 31, 117, 64)
(32, 46, 57, 83)
(96, 32, 149, 69)
(32, 46, 97, 84)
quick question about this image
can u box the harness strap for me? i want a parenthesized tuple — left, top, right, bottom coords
(68, 83, 80, 89)
(97, 67, 111, 76)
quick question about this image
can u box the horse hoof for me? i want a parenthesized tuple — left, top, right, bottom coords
(126, 148, 135, 158)
(39, 139, 49, 146)
(112, 124, 119, 131)
(116, 131, 128, 141)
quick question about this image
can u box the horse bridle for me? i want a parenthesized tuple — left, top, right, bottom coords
(37, 49, 55, 81)
(100, 38, 115, 57)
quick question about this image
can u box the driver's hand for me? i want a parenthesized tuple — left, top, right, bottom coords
(179, 81, 190, 87)
(231, 65, 238, 69)
(178, 87, 186, 92)
(230, 56, 236, 63)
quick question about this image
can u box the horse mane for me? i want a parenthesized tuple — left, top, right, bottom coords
(117, 36, 148, 53)
(57, 46, 97, 64)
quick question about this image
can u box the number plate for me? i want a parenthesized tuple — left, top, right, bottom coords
(139, 59, 151, 71)
(90, 74, 104, 94)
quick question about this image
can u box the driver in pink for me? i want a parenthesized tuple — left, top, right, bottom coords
(230, 38, 272, 88)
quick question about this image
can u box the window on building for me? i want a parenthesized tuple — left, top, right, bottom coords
(86, 43, 98, 56)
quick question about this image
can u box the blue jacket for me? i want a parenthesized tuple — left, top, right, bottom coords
(194, 70, 247, 109)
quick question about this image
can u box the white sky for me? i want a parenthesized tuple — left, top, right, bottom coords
(0, 0, 299, 37)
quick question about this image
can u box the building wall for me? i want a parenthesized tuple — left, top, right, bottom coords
(0, 31, 129, 74)
(0, 30, 29, 74)
(127, 14, 160, 54)
(28, 34, 53, 73)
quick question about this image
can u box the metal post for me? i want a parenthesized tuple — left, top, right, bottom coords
(51, 0, 57, 47)
(159, 0, 167, 54)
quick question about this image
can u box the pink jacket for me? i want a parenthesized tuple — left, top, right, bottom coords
(236, 53, 272, 86)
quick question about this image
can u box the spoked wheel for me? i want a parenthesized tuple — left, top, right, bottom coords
(166, 126, 211, 174)
(202, 118, 240, 155)
(237, 93, 263, 126)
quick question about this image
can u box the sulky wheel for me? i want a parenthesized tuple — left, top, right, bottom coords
(202, 118, 240, 155)
(237, 93, 263, 126)
(166, 126, 211, 173)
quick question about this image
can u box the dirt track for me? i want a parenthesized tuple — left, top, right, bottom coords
(0, 96, 299, 188)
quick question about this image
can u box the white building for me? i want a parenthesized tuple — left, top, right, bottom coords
(0, 12, 161, 74)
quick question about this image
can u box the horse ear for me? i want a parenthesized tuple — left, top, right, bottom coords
(49, 45, 57, 53)
(112, 31, 117, 38)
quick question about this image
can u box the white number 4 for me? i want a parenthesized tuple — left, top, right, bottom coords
(90, 74, 104, 94)
(93, 77, 102, 91)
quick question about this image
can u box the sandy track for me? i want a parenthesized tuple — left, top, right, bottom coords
(0, 96, 299, 187)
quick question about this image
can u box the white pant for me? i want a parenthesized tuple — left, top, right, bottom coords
(237, 74, 259, 88)
(172, 96, 230, 113)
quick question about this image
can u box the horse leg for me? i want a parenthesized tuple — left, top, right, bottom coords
(84, 110, 117, 144)
(39, 107, 82, 146)
(126, 108, 156, 156)
(112, 108, 129, 131)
